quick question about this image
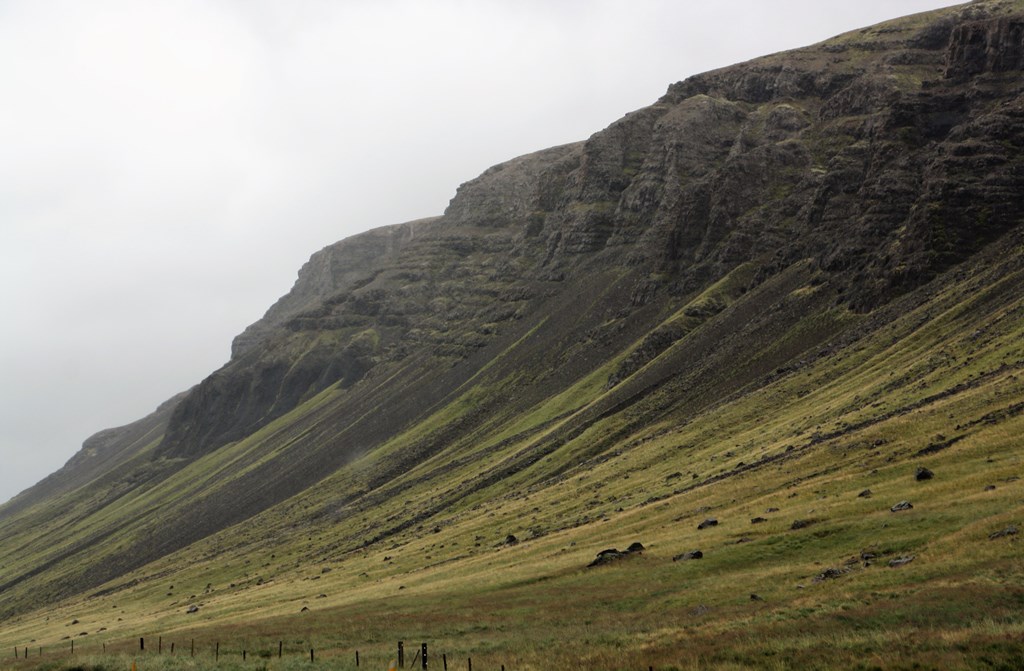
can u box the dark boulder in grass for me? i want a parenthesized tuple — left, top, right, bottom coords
(915, 466, 934, 481)
(751, 516, 768, 524)
(588, 542, 645, 567)
(989, 525, 1018, 540)
(790, 519, 815, 530)
(673, 550, 703, 561)
(697, 518, 718, 530)
(813, 567, 845, 582)
(890, 501, 913, 512)
(588, 549, 626, 567)
(888, 555, 915, 568)
(186, 605, 199, 614)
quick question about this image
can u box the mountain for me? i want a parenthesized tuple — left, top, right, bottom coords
(3, 2, 1024, 668)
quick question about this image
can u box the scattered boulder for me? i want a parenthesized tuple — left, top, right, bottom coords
(751, 516, 768, 524)
(588, 549, 626, 567)
(766, 507, 780, 513)
(915, 467, 934, 481)
(989, 525, 1018, 540)
(750, 593, 763, 601)
(790, 519, 814, 530)
(587, 543, 645, 567)
(857, 489, 872, 498)
(186, 605, 200, 614)
(504, 534, 519, 546)
(317, 594, 327, 599)
(985, 485, 997, 491)
(890, 501, 913, 512)
(813, 567, 845, 582)
(300, 606, 310, 612)
(673, 550, 703, 561)
(697, 518, 718, 530)
(888, 555, 915, 568)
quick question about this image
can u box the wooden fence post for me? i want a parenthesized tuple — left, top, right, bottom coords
(158, 636, 162, 654)
(356, 649, 360, 666)
(422, 643, 428, 670)
(311, 648, 315, 663)
(467, 657, 471, 671)
(243, 650, 247, 661)
(140, 637, 145, 652)
(216, 642, 219, 661)
(279, 641, 283, 659)
(171, 642, 175, 655)
(398, 641, 404, 668)
(191, 639, 195, 657)
(71, 640, 74, 655)
(443, 653, 448, 670)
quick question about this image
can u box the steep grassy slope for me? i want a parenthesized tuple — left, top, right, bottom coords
(3, 1, 1024, 668)
(4, 219, 1023, 670)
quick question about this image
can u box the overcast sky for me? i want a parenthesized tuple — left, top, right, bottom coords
(0, 0, 963, 505)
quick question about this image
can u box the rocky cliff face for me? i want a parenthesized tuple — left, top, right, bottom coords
(4, 0, 1024, 619)
(158, 0, 1024, 478)
(230, 220, 427, 359)
(946, 15, 1024, 77)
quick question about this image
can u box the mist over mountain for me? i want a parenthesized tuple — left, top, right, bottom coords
(2, 2, 1024, 668)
